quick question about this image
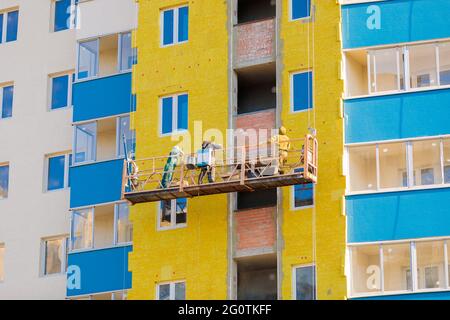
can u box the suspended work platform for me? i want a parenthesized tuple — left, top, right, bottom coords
(122, 135, 318, 205)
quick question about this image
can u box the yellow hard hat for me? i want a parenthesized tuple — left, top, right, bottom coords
(279, 126, 287, 135)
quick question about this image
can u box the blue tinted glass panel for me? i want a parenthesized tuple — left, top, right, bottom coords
(292, 0, 311, 20)
(0, 165, 9, 199)
(54, 0, 71, 32)
(293, 71, 313, 112)
(2, 86, 13, 118)
(444, 166, 450, 184)
(294, 183, 313, 208)
(51, 75, 69, 109)
(6, 11, 18, 42)
(178, 6, 189, 42)
(177, 94, 188, 130)
(48, 155, 66, 191)
(441, 70, 450, 86)
(162, 97, 173, 134)
(163, 10, 174, 45)
(295, 266, 315, 300)
(0, 14, 3, 44)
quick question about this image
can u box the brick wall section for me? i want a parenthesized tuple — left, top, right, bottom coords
(235, 18, 275, 65)
(235, 206, 276, 251)
(236, 109, 275, 132)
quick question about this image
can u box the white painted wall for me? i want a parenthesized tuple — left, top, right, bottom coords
(0, 0, 137, 300)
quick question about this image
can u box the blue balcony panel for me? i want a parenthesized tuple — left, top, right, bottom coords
(351, 291, 450, 300)
(345, 88, 450, 144)
(70, 159, 124, 208)
(66, 245, 132, 297)
(347, 187, 450, 243)
(342, 0, 450, 49)
(73, 72, 133, 123)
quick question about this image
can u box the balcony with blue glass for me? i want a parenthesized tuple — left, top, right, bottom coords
(67, 202, 132, 297)
(341, 0, 450, 49)
(70, 116, 135, 209)
(73, 32, 136, 123)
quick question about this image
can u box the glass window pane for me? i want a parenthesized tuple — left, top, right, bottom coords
(0, 245, 4, 282)
(118, 116, 135, 158)
(351, 245, 381, 295)
(383, 243, 412, 292)
(175, 198, 187, 225)
(379, 142, 407, 189)
(295, 265, 316, 300)
(412, 139, 442, 186)
(292, 71, 313, 112)
(175, 282, 186, 300)
(0, 165, 9, 199)
(439, 42, 450, 86)
(443, 139, 450, 184)
(292, 0, 311, 20)
(75, 122, 96, 163)
(117, 203, 132, 243)
(409, 44, 438, 89)
(177, 94, 188, 131)
(178, 7, 189, 42)
(2, 86, 13, 119)
(51, 75, 69, 109)
(158, 284, 170, 300)
(120, 33, 132, 71)
(348, 145, 377, 192)
(163, 10, 174, 45)
(294, 183, 313, 208)
(416, 240, 445, 290)
(0, 14, 3, 44)
(78, 40, 98, 79)
(71, 209, 93, 250)
(370, 48, 402, 93)
(54, 0, 71, 32)
(94, 205, 114, 248)
(47, 155, 66, 191)
(160, 200, 172, 228)
(44, 239, 63, 275)
(6, 11, 18, 42)
(162, 97, 173, 134)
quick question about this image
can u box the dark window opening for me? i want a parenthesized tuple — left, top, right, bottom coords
(237, 63, 276, 115)
(237, 254, 277, 300)
(237, 189, 277, 210)
(237, 0, 276, 24)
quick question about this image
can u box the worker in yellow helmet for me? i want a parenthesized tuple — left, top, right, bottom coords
(271, 126, 291, 173)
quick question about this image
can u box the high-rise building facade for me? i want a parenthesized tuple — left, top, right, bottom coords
(128, 0, 346, 300)
(342, 0, 450, 300)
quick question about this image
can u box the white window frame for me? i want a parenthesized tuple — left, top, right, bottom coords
(291, 179, 315, 211)
(159, 93, 188, 136)
(289, 0, 312, 22)
(349, 238, 450, 298)
(40, 235, 69, 277)
(70, 290, 128, 300)
(118, 32, 133, 72)
(292, 264, 317, 300)
(0, 83, 14, 119)
(114, 202, 132, 245)
(0, 162, 10, 200)
(157, 199, 187, 231)
(160, 6, 189, 47)
(0, 9, 18, 44)
(290, 70, 313, 114)
(346, 136, 450, 195)
(70, 202, 131, 252)
(44, 152, 71, 192)
(48, 72, 73, 111)
(76, 38, 100, 81)
(116, 115, 134, 158)
(51, 0, 77, 33)
(156, 280, 186, 300)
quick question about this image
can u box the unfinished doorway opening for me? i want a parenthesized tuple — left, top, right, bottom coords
(236, 253, 277, 300)
(237, 0, 276, 24)
(237, 62, 276, 115)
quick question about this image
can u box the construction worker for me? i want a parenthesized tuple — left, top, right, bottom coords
(128, 159, 140, 190)
(160, 145, 184, 189)
(197, 140, 222, 185)
(271, 126, 291, 173)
